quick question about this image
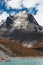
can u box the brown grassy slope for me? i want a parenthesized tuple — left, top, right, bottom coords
(0, 38, 43, 57)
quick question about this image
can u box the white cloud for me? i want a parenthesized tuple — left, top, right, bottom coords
(35, 13, 43, 26)
(23, 0, 39, 8)
(5, 0, 39, 9)
(6, 0, 22, 9)
(34, 0, 43, 26)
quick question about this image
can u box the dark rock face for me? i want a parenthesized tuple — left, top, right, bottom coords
(6, 17, 13, 29)
(28, 14, 38, 25)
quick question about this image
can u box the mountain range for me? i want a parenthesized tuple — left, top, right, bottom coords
(0, 11, 43, 61)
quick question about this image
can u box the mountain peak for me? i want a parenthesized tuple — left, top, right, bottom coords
(15, 11, 28, 18)
(0, 11, 42, 32)
(0, 11, 43, 57)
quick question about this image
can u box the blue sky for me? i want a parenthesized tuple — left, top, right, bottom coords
(0, 0, 43, 26)
(0, 0, 38, 15)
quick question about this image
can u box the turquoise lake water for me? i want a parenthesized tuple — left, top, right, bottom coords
(0, 58, 43, 65)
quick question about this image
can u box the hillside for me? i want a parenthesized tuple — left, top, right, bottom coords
(0, 38, 43, 57)
(0, 11, 43, 59)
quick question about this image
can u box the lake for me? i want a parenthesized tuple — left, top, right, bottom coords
(0, 58, 43, 65)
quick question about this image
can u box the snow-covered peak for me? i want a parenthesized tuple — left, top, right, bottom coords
(0, 11, 42, 33)
(15, 11, 28, 18)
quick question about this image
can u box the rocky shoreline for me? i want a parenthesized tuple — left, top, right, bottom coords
(0, 56, 10, 62)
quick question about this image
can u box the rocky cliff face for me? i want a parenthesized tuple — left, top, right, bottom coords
(0, 11, 43, 58)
